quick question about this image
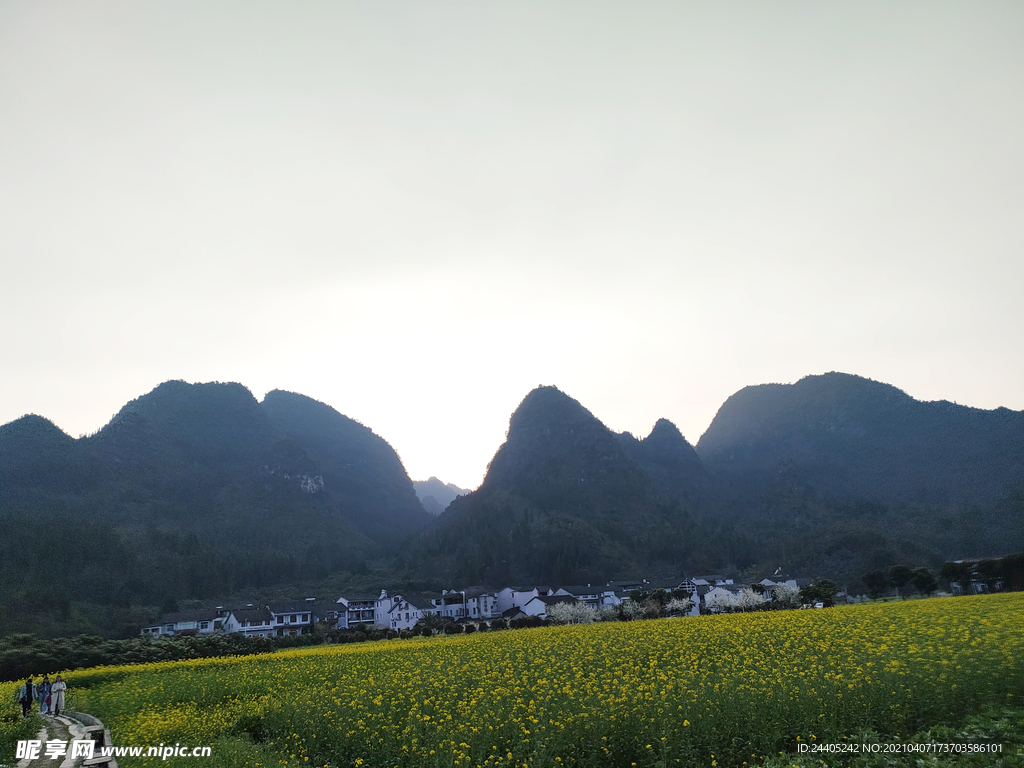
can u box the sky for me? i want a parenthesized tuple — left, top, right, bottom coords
(2, 2, 1022, 490)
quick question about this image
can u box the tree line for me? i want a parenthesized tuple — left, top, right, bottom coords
(861, 551, 1024, 599)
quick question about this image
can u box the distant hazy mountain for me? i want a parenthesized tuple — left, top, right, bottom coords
(0, 380, 430, 636)
(413, 477, 471, 515)
(411, 387, 753, 585)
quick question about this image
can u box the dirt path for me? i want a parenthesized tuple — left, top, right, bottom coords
(15, 711, 115, 768)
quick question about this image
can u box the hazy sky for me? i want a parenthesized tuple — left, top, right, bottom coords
(2, 2, 1022, 489)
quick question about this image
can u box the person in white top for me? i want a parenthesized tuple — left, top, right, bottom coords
(50, 675, 67, 717)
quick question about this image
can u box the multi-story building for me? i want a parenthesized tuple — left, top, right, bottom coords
(387, 594, 438, 631)
(141, 610, 223, 637)
(334, 594, 377, 629)
(267, 598, 317, 636)
(222, 606, 275, 638)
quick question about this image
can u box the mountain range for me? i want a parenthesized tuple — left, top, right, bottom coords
(2, 371, 1022, 637)
(413, 477, 472, 515)
(0, 381, 430, 636)
(411, 373, 1024, 585)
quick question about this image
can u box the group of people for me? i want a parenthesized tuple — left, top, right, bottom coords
(17, 674, 66, 718)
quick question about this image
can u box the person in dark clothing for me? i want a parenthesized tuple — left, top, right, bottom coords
(19, 678, 34, 718)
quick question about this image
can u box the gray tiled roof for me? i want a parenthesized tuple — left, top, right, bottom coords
(337, 594, 378, 604)
(160, 610, 219, 624)
(267, 602, 316, 615)
(533, 595, 578, 606)
(391, 593, 435, 611)
(230, 607, 273, 623)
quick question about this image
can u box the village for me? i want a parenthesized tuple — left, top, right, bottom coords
(139, 575, 806, 639)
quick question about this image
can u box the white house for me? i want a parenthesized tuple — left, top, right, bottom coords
(431, 589, 497, 621)
(334, 594, 377, 629)
(375, 590, 403, 628)
(522, 594, 578, 619)
(432, 590, 467, 620)
(501, 606, 528, 622)
(222, 606, 275, 638)
(463, 588, 498, 620)
(606, 580, 648, 595)
(387, 594, 438, 631)
(268, 599, 317, 636)
(141, 610, 223, 637)
(494, 586, 554, 614)
(494, 587, 517, 614)
(554, 585, 619, 608)
(758, 578, 799, 602)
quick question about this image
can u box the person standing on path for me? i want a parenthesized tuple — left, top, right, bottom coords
(50, 675, 66, 717)
(19, 678, 35, 717)
(37, 674, 51, 715)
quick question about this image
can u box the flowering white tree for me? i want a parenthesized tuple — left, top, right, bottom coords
(703, 589, 738, 613)
(735, 588, 767, 611)
(617, 599, 646, 621)
(770, 584, 801, 609)
(665, 597, 694, 616)
(598, 606, 620, 622)
(547, 602, 599, 625)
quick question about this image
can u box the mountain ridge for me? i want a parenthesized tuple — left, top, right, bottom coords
(413, 477, 472, 515)
(697, 371, 1024, 507)
(412, 386, 752, 586)
(3, 371, 1023, 639)
(0, 380, 430, 637)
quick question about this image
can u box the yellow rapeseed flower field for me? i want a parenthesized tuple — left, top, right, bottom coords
(8, 594, 1021, 768)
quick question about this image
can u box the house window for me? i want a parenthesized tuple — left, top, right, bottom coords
(277, 616, 283, 624)
(291, 614, 298, 622)
(303, 614, 309, 622)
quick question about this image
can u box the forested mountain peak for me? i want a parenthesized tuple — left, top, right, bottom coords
(104, 379, 262, 426)
(481, 386, 639, 494)
(617, 417, 707, 504)
(642, 418, 699, 460)
(261, 389, 431, 539)
(414, 387, 750, 585)
(698, 372, 912, 453)
(646, 417, 685, 441)
(697, 371, 1024, 506)
(0, 415, 80, 492)
(89, 380, 278, 468)
(0, 414, 74, 447)
(0, 380, 430, 638)
(262, 389, 371, 439)
(506, 385, 603, 434)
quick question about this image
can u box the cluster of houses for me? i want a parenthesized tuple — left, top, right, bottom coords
(140, 576, 801, 638)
